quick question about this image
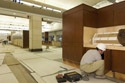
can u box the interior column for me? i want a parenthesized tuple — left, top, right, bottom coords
(54, 32, 57, 41)
(29, 15, 42, 51)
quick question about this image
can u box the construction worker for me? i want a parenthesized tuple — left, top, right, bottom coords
(80, 43, 106, 80)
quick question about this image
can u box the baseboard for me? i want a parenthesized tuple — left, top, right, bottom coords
(29, 48, 43, 52)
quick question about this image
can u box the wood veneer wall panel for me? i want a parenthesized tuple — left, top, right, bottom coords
(23, 30, 29, 48)
(45, 32, 48, 42)
(114, 1, 125, 26)
(63, 13, 76, 43)
(62, 45, 75, 62)
(112, 50, 125, 73)
(97, 5, 114, 27)
(97, 1, 125, 27)
(73, 44, 84, 64)
(63, 4, 97, 64)
(63, 4, 96, 16)
(104, 50, 112, 74)
(83, 10, 97, 27)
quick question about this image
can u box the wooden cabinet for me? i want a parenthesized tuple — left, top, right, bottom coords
(23, 30, 29, 48)
(114, 2, 125, 26)
(112, 50, 125, 73)
(104, 50, 112, 74)
(63, 1, 125, 74)
(83, 10, 97, 27)
(97, 5, 114, 27)
(63, 4, 97, 65)
(63, 14, 76, 43)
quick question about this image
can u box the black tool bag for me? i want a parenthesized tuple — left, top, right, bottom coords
(64, 71, 82, 82)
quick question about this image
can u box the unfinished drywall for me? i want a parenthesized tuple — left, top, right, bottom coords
(83, 27, 97, 47)
(83, 26, 125, 50)
(97, 25, 125, 33)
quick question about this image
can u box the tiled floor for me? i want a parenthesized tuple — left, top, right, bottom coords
(0, 44, 116, 83)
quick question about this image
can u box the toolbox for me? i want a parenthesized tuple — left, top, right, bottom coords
(63, 71, 82, 82)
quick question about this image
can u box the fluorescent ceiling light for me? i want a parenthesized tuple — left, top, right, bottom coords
(0, 30, 11, 34)
(53, 9, 61, 13)
(19, 1, 62, 13)
(116, 0, 125, 2)
(93, 0, 113, 9)
(20, 1, 42, 8)
(46, 7, 53, 10)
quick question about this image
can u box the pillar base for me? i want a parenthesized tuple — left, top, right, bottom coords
(29, 48, 43, 52)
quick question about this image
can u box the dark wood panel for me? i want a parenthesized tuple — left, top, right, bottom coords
(45, 32, 48, 42)
(104, 50, 112, 74)
(73, 46, 85, 64)
(97, 5, 114, 13)
(23, 30, 29, 48)
(112, 50, 125, 73)
(62, 2, 125, 75)
(97, 5, 114, 27)
(63, 45, 75, 62)
(63, 13, 75, 43)
(63, 4, 96, 16)
(114, 7, 125, 26)
(83, 10, 97, 27)
(114, 1, 125, 11)
(74, 10, 83, 43)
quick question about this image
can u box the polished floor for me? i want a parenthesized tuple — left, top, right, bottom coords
(0, 44, 116, 83)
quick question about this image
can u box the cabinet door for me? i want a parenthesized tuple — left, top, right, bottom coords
(97, 5, 114, 27)
(104, 50, 112, 74)
(112, 50, 125, 73)
(114, 1, 125, 25)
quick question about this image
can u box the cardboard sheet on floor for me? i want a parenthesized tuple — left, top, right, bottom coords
(13, 53, 40, 60)
(38, 53, 62, 60)
(0, 49, 14, 53)
(20, 61, 34, 73)
(0, 60, 3, 65)
(4, 55, 19, 66)
(12, 50, 27, 54)
(0, 64, 12, 75)
(0, 53, 6, 60)
(21, 58, 75, 77)
(37, 50, 62, 60)
(0, 73, 19, 83)
(31, 73, 45, 83)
